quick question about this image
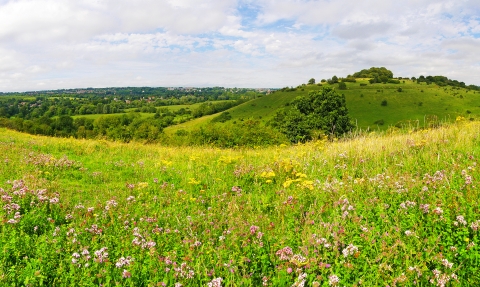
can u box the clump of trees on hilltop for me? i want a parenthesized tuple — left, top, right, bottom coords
(352, 67, 395, 84)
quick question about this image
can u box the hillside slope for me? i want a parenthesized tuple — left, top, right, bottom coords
(165, 79, 479, 133)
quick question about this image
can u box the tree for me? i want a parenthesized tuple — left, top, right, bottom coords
(308, 78, 316, 85)
(338, 82, 347, 90)
(332, 75, 339, 83)
(271, 87, 353, 142)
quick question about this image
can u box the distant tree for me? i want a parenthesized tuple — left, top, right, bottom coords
(321, 79, 326, 83)
(381, 100, 388, 106)
(271, 87, 353, 142)
(308, 78, 316, 85)
(332, 75, 339, 83)
(352, 67, 393, 79)
(338, 82, 347, 90)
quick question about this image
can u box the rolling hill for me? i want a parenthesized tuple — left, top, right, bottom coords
(165, 78, 480, 133)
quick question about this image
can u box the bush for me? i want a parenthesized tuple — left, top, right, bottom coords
(381, 100, 388, 106)
(271, 87, 353, 142)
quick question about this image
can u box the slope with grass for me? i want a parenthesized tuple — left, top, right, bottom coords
(165, 79, 480, 134)
(1, 121, 480, 286)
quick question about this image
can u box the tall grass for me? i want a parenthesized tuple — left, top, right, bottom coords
(1, 121, 479, 286)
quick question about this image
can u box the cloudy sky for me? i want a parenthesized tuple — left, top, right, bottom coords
(1, 0, 479, 92)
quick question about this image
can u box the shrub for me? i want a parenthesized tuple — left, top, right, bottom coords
(381, 100, 388, 106)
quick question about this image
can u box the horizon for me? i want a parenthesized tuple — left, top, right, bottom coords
(1, 0, 479, 92)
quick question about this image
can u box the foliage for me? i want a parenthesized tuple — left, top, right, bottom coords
(308, 78, 315, 85)
(353, 67, 394, 79)
(1, 122, 480, 286)
(271, 87, 353, 142)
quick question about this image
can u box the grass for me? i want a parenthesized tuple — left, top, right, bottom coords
(166, 80, 480, 133)
(1, 120, 480, 286)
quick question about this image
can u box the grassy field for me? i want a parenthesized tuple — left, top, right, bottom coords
(1, 120, 479, 286)
(165, 80, 480, 133)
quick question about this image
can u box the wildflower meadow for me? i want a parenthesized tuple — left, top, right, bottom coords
(1, 121, 479, 286)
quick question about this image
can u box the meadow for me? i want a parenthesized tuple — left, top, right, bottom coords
(165, 80, 479, 134)
(1, 119, 479, 286)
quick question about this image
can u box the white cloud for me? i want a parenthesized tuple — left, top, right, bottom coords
(0, 0, 479, 92)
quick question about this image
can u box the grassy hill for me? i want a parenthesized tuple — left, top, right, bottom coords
(1, 121, 480, 285)
(165, 79, 480, 133)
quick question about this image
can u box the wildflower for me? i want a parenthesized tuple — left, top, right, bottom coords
(276, 246, 293, 260)
(419, 204, 430, 214)
(122, 269, 131, 278)
(441, 259, 453, 269)
(49, 197, 59, 204)
(192, 240, 202, 247)
(328, 274, 340, 286)
(433, 207, 443, 215)
(470, 220, 480, 231)
(174, 262, 194, 279)
(465, 175, 472, 185)
(207, 277, 223, 287)
(65, 214, 73, 220)
(342, 244, 358, 258)
(250, 225, 259, 234)
(291, 273, 307, 287)
(290, 254, 308, 266)
(94, 247, 108, 263)
(404, 230, 414, 237)
(262, 276, 269, 286)
(456, 215, 467, 226)
(6, 214, 20, 225)
(116, 256, 134, 268)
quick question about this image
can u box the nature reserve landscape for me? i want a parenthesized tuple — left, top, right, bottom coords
(1, 0, 480, 286)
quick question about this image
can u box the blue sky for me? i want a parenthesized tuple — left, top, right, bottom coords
(0, 0, 479, 92)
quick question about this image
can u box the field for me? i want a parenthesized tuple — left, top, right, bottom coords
(1, 120, 480, 286)
(165, 80, 480, 133)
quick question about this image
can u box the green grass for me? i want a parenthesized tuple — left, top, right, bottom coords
(167, 80, 480, 132)
(1, 121, 480, 286)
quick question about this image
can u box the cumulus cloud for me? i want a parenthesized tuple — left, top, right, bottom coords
(0, 0, 479, 91)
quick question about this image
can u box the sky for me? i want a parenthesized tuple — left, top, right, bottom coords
(0, 0, 479, 92)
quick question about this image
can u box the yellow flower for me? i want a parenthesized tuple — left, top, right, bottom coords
(188, 178, 201, 185)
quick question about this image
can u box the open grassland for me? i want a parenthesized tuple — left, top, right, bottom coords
(1, 122, 480, 286)
(165, 80, 480, 133)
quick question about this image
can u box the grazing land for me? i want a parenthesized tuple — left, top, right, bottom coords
(167, 79, 480, 134)
(1, 120, 479, 286)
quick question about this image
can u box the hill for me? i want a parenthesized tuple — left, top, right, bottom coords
(166, 78, 480, 133)
(1, 121, 480, 285)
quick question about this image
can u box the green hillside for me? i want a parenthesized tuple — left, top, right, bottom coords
(166, 79, 480, 133)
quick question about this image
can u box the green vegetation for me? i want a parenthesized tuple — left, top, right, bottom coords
(1, 120, 480, 285)
(270, 87, 353, 142)
(1, 68, 479, 147)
